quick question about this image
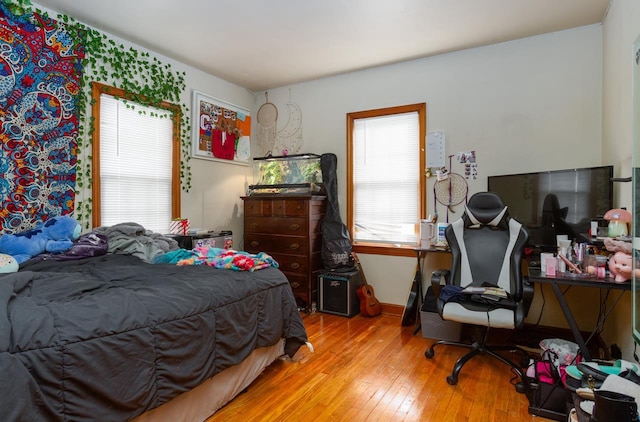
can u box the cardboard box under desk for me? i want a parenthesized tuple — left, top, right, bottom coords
(420, 287, 462, 342)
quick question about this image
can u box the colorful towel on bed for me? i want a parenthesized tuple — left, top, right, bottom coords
(154, 246, 279, 271)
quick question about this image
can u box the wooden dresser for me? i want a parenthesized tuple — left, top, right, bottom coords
(242, 195, 326, 312)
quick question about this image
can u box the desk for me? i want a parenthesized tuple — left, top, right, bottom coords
(406, 248, 450, 335)
(528, 269, 630, 360)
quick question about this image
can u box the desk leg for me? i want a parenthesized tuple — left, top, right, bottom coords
(549, 282, 592, 361)
(412, 251, 424, 336)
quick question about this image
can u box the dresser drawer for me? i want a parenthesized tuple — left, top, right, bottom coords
(245, 216, 308, 235)
(269, 253, 309, 275)
(244, 199, 309, 217)
(285, 273, 317, 311)
(245, 234, 309, 255)
(285, 273, 311, 294)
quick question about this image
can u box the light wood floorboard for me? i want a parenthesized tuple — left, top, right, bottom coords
(208, 312, 556, 422)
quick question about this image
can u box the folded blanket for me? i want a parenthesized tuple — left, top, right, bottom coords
(155, 246, 279, 271)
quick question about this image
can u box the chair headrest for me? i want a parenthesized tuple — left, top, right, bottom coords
(465, 192, 508, 227)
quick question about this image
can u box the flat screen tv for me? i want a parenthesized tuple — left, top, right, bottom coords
(487, 166, 613, 250)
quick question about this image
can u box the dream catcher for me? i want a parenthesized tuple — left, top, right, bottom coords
(433, 156, 469, 222)
(256, 92, 278, 156)
(256, 90, 304, 157)
(274, 102, 303, 155)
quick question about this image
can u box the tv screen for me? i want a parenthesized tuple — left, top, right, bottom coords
(487, 166, 613, 250)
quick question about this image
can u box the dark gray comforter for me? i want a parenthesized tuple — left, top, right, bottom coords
(0, 254, 307, 421)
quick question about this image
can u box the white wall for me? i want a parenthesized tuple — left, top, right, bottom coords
(257, 25, 604, 315)
(37, 0, 258, 243)
(171, 65, 255, 239)
(600, 0, 640, 361)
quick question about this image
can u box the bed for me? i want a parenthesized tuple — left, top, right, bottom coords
(0, 231, 308, 421)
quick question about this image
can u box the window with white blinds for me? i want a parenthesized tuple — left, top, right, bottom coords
(348, 104, 426, 251)
(98, 94, 173, 233)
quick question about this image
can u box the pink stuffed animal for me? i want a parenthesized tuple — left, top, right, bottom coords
(604, 237, 637, 282)
(608, 251, 634, 282)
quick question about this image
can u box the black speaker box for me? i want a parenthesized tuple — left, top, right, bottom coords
(318, 269, 362, 317)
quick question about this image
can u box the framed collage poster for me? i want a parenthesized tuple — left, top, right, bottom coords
(192, 90, 251, 165)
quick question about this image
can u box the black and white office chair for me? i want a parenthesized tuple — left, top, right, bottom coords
(425, 192, 532, 393)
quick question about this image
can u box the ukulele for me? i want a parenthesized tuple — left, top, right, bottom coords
(351, 252, 382, 317)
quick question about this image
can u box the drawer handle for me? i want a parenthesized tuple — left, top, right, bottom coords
(250, 223, 259, 229)
(291, 282, 300, 288)
(289, 243, 300, 250)
(289, 223, 300, 231)
(250, 240, 260, 247)
(291, 262, 300, 269)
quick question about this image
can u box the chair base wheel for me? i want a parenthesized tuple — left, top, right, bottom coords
(446, 375, 458, 385)
(425, 349, 434, 359)
(515, 382, 526, 394)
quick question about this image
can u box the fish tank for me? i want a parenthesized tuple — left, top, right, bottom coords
(248, 153, 324, 195)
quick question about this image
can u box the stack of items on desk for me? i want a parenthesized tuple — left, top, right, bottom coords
(564, 360, 640, 421)
(540, 236, 636, 283)
(539, 240, 603, 278)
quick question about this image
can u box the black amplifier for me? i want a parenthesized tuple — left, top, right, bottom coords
(318, 269, 362, 317)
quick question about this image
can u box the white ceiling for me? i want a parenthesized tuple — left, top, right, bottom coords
(33, 0, 611, 92)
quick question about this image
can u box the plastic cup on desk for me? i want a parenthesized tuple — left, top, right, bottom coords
(585, 255, 597, 276)
(585, 255, 607, 278)
(574, 243, 588, 266)
(596, 256, 607, 278)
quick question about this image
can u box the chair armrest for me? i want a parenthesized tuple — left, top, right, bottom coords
(430, 269, 450, 299)
(523, 277, 534, 317)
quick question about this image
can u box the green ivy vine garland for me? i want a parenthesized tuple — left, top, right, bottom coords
(4, 0, 193, 228)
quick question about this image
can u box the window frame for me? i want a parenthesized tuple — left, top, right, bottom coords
(90, 82, 182, 228)
(346, 103, 426, 257)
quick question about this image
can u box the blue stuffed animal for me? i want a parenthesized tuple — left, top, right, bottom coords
(0, 216, 81, 264)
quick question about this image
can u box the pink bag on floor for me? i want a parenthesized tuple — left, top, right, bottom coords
(536, 338, 582, 385)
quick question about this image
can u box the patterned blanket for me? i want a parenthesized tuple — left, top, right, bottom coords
(0, 4, 85, 233)
(155, 246, 279, 272)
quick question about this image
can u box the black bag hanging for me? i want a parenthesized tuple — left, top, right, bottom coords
(320, 153, 354, 271)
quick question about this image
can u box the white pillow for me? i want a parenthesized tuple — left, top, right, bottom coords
(0, 253, 19, 273)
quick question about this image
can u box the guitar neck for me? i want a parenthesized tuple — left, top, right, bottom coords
(351, 252, 369, 286)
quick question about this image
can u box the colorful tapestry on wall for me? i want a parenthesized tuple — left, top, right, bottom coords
(0, 4, 84, 233)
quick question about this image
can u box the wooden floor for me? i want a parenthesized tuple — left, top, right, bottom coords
(208, 312, 555, 422)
